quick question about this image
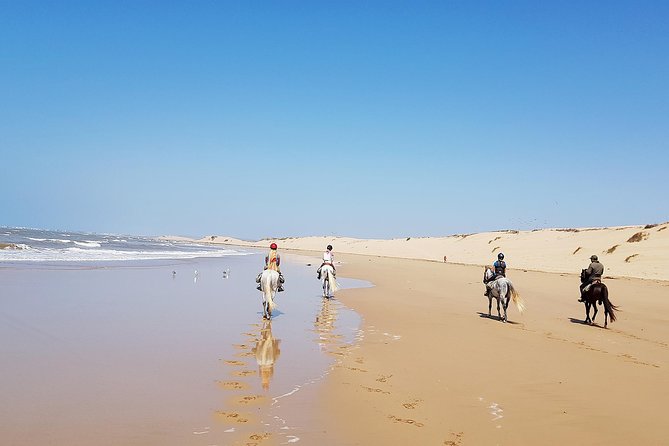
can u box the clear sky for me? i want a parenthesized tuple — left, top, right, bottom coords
(1, 1, 667, 239)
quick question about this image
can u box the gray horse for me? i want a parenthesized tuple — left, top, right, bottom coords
(483, 266, 525, 323)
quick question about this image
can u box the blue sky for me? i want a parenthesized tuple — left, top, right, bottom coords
(1, 1, 667, 239)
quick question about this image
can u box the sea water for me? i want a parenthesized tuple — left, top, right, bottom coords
(0, 228, 367, 445)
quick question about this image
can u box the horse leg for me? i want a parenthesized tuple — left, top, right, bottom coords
(592, 302, 598, 325)
(496, 298, 502, 321)
(585, 302, 591, 324)
(488, 296, 492, 317)
(501, 296, 507, 323)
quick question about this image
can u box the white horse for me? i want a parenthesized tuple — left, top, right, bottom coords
(483, 266, 526, 323)
(320, 264, 339, 298)
(260, 269, 279, 319)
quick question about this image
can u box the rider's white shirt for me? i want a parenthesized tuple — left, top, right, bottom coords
(323, 251, 333, 263)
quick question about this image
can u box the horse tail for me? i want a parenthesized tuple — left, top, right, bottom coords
(326, 268, 340, 292)
(601, 284, 618, 323)
(508, 281, 526, 314)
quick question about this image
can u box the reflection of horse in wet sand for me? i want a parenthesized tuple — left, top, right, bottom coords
(259, 269, 278, 319)
(483, 266, 526, 323)
(253, 320, 281, 390)
(320, 264, 339, 298)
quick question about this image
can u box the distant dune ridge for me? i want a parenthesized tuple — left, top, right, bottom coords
(181, 223, 669, 282)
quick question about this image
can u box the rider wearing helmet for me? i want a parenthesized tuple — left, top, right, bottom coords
(256, 242, 285, 292)
(484, 253, 507, 296)
(317, 245, 336, 280)
(578, 254, 603, 302)
(494, 253, 507, 277)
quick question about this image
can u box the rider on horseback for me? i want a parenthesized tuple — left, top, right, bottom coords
(484, 253, 507, 296)
(578, 255, 603, 302)
(317, 245, 336, 280)
(256, 242, 285, 292)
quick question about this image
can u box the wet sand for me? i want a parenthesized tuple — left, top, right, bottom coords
(0, 253, 363, 445)
(311, 254, 669, 445)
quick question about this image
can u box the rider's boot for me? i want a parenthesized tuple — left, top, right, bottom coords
(577, 292, 584, 302)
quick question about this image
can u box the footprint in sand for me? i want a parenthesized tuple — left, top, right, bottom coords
(346, 367, 368, 372)
(235, 370, 257, 377)
(217, 381, 248, 390)
(236, 351, 256, 358)
(388, 414, 424, 427)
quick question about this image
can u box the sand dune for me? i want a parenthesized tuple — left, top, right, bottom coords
(196, 222, 669, 281)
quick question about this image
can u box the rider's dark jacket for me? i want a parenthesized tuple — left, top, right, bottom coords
(584, 261, 604, 282)
(494, 260, 506, 277)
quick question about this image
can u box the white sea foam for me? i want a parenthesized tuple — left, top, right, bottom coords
(73, 241, 102, 248)
(0, 247, 248, 262)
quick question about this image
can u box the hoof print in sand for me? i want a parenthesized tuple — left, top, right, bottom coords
(217, 381, 247, 390)
(238, 395, 265, 405)
(402, 399, 421, 409)
(444, 431, 464, 445)
(224, 360, 246, 366)
(214, 411, 249, 423)
(235, 370, 257, 377)
(362, 386, 390, 394)
(376, 374, 393, 383)
(388, 414, 424, 427)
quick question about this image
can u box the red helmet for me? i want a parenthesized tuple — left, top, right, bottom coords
(270, 243, 277, 250)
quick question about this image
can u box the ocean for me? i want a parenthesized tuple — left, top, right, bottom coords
(0, 227, 244, 262)
(0, 226, 367, 445)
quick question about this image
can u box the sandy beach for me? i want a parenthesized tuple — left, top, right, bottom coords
(3, 224, 668, 445)
(190, 224, 669, 445)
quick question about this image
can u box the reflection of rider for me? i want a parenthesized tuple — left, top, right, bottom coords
(484, 253, 507, 296)
(253, 320, 281, 391)
(578, 255, 604, 302)
(256, 242, 285, 292)
(317, 245, 336, 280)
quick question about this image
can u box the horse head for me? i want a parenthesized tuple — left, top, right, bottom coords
(484, 266, 495, 282)
(580, 269, 588, 283)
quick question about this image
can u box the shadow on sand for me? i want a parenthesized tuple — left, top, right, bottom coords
(477, 312, 520, 325)
(568, 317, 605, 329)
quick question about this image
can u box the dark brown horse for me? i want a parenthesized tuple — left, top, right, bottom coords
(580, 269, 619, 328)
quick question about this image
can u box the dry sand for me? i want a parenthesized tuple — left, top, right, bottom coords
(305, 254, 669, 445)
(182, 224, 669, 444)
(194, 222, 669, 281)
